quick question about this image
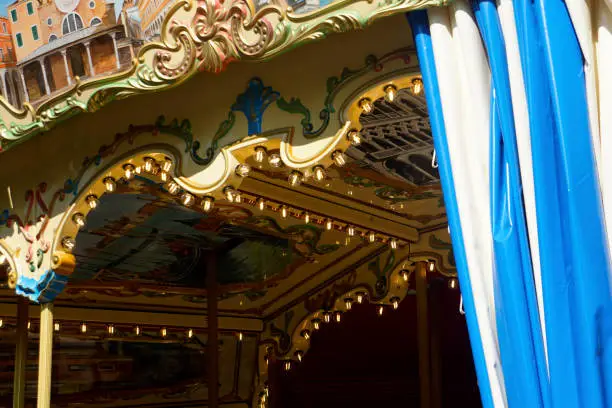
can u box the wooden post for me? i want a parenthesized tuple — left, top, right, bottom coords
(416, 262, 431, 408)
(429, 279, 443, 408)
(13, 297, 28, 408)
(206, 253, 219, 408)
(37, 303, 54, 408)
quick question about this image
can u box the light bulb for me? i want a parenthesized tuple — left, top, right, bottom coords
(135, 166, 142, 174)
(161, 327, 167, 337)
(347, 225, 355, 237)
(288, 171, 303, 187)
(202, 197, 214, 212)
(161, 159, 172, 173)
(334, 311, 342, 323)
(187, 328, 193, 338)
(123, 164, 135, 180)
(412, 78, 424, 95)
(449, 278, 458, 290)
(238, 332, 243, 341)
(280, 206, 288, 219)
(254, 146, 267, 163)
(108, 324, 115, 335)
(389, 238, 398, 250)
(86, 195, 99, 209)
(80, 322, 87, 333)
(181, 193, 194, 207)
(167, 182, 180, 195)
(325, 219, 333, 231)
(257, 198, 266, 211)
(332, 151, 346, 167)
(303, 212, 310, 224)
(359, 98, 373, 114)
(402, 270, 409, 281)
(224, 186, 236, 202)
(428, 261, 435, 272)
(384, 85, 397, 103)
(144, 157, 155, 173)
(378, 305, 384, 316)
(368, 231, 376, 243)
(284, 361, 291, 371)
(27, 321, 31, 330)
(62, 236, 76, 250)
(268, 153, 282, 168)
(313, 166, 326, 182)
(357, 292, 365, 304)
(0, 319, 4, 328)
(312, 318, 321, 330)
(344, 298, 353, 310)
(135, 326, 141, 335)
(347, 129, 361, 146)
(295, 350, 304, 362)
(391, 297, 400, 310)
(235, 192, 242, 203)
(54, 322, 60, 332)
(323, 312, 331, 323)
(160, 172, 168, 182)
(72, 213, 85, 228)
(235, 163, 251, 177)
(301, 329, 310, 340)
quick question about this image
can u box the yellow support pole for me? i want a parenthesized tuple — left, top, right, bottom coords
(13, 297, 28, 408)
(36, 303, 53, 408)
(416, 261, 431, 408)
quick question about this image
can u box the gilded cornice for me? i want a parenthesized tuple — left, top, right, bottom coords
(0, 0, 449, 153)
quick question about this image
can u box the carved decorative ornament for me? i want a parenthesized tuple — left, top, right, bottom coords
(0, 0, 449, 152)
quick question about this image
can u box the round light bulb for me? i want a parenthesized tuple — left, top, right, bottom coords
(224, 186, 236, 202)
(325, 219, 333, 231)
(295, 350, 304, 362)
(344, 298, 353, 310)
(428, 261, 435, 272)
(391, 297, 400, 310)
(72, 213, 85, 228)
(162, 159, 172, 173)
(389, 238, 398, 250)
(202, 197, 214, 212)
(280, 206, 288, 219)
(312, 319, 321, 330)
(402, 270, 409, 282)
(167, 182, 180, 195)
(235, 163, 251, 177)
(80, 322, 87, 333)
(359, 98, 373, 114)
(188, 328, 193, 338)
(123, 164, 136, 180)
(347, 129, 362, 146)
(235, 192, 242, 203)
(323, 312, 331, 323)
(62, 236, 76, 250)
(144, 157, 155, 173)
(384, 85, 397, 103)
(301, 329, 310, 340)
(181, 193, 194, 207)
(412, 78, 424, 95)
(303, 212, 310, 224)
(161, 327, 167, 337)
(238, 332, 243, 341)
(313, 166, 326, 182)
(449, 278, 458, 290)
(108, 324, 115, 335)
(54, 322, 60, 332)
(160, 172, 169, 182)
(378, 305, 384, 316)
(254, 146, 267, 163)
(334, 311, 342, 322)
(257, 198, 266, 211)
(86, 195, 99, 209)
(288, 171, 303, 187)
(332, 151, 346, 167)
(347, 225, 355, 237)
(284, 361, 291, 371)
(356, 292, 365, 304)
(368, 231, 376, 243)
(268, 153, 282, 168)
(135, 326, 141, 335)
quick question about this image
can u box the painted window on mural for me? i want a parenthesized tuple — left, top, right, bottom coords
(10, 9, 16, 22)
(49, 34, 57, 41)
(15, 33, 22, 47)
(1, 22, 5, 32)
(31, 25, 38, 40)
(62, 12, 83, 34)
(26, 2, 33, 15)
(90, 17, 102, 26)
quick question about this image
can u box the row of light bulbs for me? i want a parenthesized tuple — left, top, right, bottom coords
(62, 154, 406, 251)
(357, 78, 424, 116)
(0, 318, 246, 341)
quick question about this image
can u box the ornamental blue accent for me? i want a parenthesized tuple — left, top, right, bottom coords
(16, 271, 69, 304)
(231, 77, 280, 135)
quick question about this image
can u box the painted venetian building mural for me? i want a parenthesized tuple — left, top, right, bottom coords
(0, 0, 481, 406)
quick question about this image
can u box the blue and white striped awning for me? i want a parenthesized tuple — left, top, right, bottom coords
(408, 1, 612, 407)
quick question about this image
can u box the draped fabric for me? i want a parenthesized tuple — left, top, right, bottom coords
(408, 1, 612, 407)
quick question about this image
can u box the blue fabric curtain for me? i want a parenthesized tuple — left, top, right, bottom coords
(408, 1, 612, 407)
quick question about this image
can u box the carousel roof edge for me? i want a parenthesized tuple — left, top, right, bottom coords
(0, 0, 448, 156)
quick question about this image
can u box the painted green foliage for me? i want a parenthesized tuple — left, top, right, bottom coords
(368, 249, 396, 297)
